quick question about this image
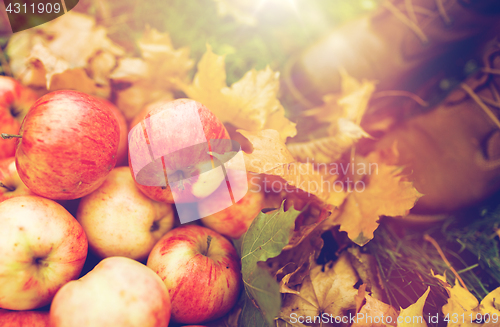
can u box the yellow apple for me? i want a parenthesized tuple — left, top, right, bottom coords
(76, 167, 175, 260)
(0, 196, 88, 310)
(49, 257, 171, 327)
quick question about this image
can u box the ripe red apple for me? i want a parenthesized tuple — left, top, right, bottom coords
(0, 309, 49, 327)
(98, 99, 128, 166)
(76, 167, 175, 260)
(128, 98, 231, 203)
(147, 225, 241, 324)
(0, 157, 33, 202)
(0, 76, 38, 159)
(50, 256, 171, 327)
(200, 173, 265, 239)
(0, 196, 88, 310)
(129, 98, 173, 131)
(12, 90, 120, 200)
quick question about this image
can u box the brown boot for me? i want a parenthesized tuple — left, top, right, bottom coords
(375, 38, 500, 214)
(284, 0, 500, 107)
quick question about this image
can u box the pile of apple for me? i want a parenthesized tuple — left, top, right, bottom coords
(0, 76, 266, 327)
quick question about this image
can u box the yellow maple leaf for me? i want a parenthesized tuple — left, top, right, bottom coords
(352, 285, 398, 327)
(237, 129, 347, 208)
(441, 281, 480, 327)
(396, 287, 430, 327)
(136, 26, 194, 89)
(110, 26, 193, 121)
(287, 70, 374, 163)
(480, 288, 500, 324)
(334, 152, 423, 246)
(287, 118, 371, 163)
(433, 272, 500, 327)
(279, 253, 359, 326)
(302, 69, 376, 131)
(179, 45, 297, 142)
(238, 129, 295, 172)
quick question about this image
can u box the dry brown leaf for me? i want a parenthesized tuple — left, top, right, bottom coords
(347, 247, 384, 301)
(179, 45, 296, 142)
(6, 11, 123, 98)
(271, 206, 338, 288)
(88, 51, 117, 86)
(396, 287, 430, 327)
(136, 26, 193, 89)
(111, 26, 193, 121)
(279, 253, 359, 326)
(334, 152, 423, 246)
(112, 81, 174, 122)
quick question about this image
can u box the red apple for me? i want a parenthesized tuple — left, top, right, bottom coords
(128, 99, 231, 203)
(98, 99, 128, 166)
(13, 90, 120, 200)
(0, 309, 49, 327)
(0, 196, 88, 310)
(129, 98, 174, 131)
(0, 157, 33, 202)
(76, 167, 175, 260)
(0, 76, 38, 159)
(147, 225, 241, 324)
(200, 173, 265, 239)
(49, 256, 171, 327)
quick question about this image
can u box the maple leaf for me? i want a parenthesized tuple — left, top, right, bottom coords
(352, 285, 398, 327)
(237, 129, 347, 208)
(279, 253, 359, 326)
(441, 281, 480, 327)
(287, 118, 371, 163)
(136, 26, 194, 89)
(111, 26, 193, 121)
(302, 69, 376, 127)
(396, 287, 430, 327)
(269, 206, 339, 289)
(287, 70, 374, 163)
(433, 272, 500, 327)
(237, 129, 295, 172)
(6, 11, 123, 98)
(334, 152, 423, 246)
(178, 45, 297, 142)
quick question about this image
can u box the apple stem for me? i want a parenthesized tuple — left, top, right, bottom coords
(203, 235, 212, 256)
(0, 181, 14, 192)
(1, 133, 22, 140)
